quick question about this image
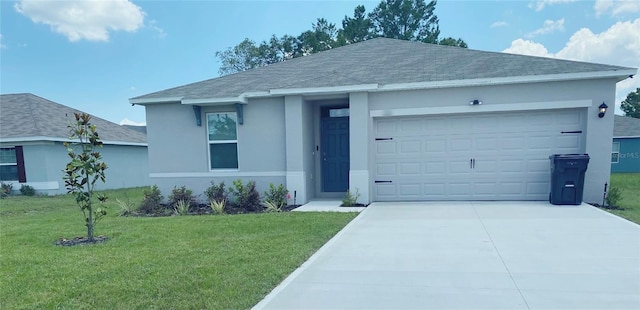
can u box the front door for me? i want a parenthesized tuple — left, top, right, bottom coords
(321, 110, 350, 192)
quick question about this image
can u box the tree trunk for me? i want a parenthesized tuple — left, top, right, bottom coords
(85, 171, 94, 242)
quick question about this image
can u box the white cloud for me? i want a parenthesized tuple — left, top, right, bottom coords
(526, 19, 565, 38)
(120, 118, 146, 126)
(491, 21, 508, 28)
(14, 0, 145, 42)
(504, 18, 640, 114)
(147, 19, 166, 39)
(529, 0, 577, 12)
(503, 39, 552, 57)
(595, 0, 640, 17)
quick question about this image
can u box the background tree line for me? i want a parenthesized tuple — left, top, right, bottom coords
(216, 0, 467, 75)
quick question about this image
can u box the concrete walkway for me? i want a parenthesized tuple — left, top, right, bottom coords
(254, 201, 640, 310)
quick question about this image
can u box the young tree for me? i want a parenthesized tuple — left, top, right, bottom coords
(621, 88, 640, 118)
(63, 113, 108, 242)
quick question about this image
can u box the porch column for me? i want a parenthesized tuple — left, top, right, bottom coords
(349, 92, 370, 204)
(284, 95, 308, 203)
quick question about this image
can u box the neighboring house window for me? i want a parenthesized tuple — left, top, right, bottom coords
(611, 142, 620, 163)
(207, 112, 238, 169)
(0, 146, 26, 182)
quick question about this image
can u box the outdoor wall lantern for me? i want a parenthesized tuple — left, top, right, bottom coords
(598, 102, 608, 118)
(469, 99, 482, 105)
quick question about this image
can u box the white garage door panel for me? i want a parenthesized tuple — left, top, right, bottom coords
(373, 109, 584, 201)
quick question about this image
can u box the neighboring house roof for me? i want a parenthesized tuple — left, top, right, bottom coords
(132, 38, 635, 103)
(123, 125, 147, 134)
(0, 93, 147, 145)
(614, 115, 640, 138)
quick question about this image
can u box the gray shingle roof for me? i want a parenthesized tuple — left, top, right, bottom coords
(614, 115, 640, 137)
(133, 38, 635, 101)
(0, 93, 147, 144)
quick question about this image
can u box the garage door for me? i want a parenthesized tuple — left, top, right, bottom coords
(373, 109, 584, 201)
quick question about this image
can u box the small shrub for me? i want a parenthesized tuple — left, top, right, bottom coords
(138, 185, 164, 214)
(19, 184, 36, 196)
(230, 179, 261, 212)
(116, 198, 136, 216)
(205, 181, 227, 203)
(263, 183, 288, 208)
(209, 199, 226, 214)
(341, 188, 360, 207)
(263, 200, 283, 213)
(168, 186, 196, 208)
(606, 187, 623, 207)
(1, 182, 13, 198)
(174, 200, 190, 216)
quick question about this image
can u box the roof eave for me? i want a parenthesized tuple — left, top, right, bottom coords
(269, 84, 379, 96)
(130, 68, 636, 105)
(0, 136, 147, 146)
(129, 96, 183, 106)
(376, 69, 638, 92)
(613, 135, 640, 139)
(182, 96, 250, 106)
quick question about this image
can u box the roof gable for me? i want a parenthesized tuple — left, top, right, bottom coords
(0, 93, 146, 144)
(132, 38, 635, 102)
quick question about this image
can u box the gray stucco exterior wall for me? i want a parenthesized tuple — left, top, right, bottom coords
(145, 98, 288, 201)
(1, 141, 149, 195)
(143, 77, 619, 205)
(367, 78, 617, 203)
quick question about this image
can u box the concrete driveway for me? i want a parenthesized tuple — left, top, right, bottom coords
(254, 202, 640, 310)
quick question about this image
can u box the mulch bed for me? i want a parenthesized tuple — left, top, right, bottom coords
(131, 203, 302, 217)
(55, 235, 108, 246)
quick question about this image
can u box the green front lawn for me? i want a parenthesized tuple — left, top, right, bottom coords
(606, 173, 640, 224)
(0, 188, 358, 309)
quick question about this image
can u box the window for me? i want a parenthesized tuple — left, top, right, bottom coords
(0, 147, 26, 182)
(207, 112, 238, 169)
(321, 106, 349, 118)
(611, 142, 620, 163)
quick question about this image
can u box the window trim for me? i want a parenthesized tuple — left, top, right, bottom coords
(0, 146, 26, 182)
(611, 141, 620, 164)
(206, 112, 239, 170)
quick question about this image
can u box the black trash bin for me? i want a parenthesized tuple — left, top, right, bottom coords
(549, 154, 590, 205)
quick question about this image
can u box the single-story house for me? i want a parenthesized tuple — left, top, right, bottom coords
(611, 115, 640, 173)
(131, 38, 636, 204)
(0, 93, 150, 195)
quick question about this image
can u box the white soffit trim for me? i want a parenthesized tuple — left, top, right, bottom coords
(376, 70, 637, 92)
(613, 136, 640, 139)
(129, 97, 183, 105)
(0, 136, 147, 146)
(182, 96, 249, 105)
(270, 84, 379, 96)
(150, 171, 287, 178)
(370, 100, 592, 118)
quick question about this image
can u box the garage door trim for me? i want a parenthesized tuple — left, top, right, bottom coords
(370, 99, 591, 118)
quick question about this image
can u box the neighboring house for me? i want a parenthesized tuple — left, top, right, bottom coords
(611, 115, 640, 173)
(0, 93, 150, 195)
(131, 38, 636, 204)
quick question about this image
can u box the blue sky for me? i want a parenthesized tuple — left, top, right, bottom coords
(1, 0, 639, 125)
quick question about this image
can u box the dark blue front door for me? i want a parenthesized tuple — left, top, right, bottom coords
(321, 116, 349, 192)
